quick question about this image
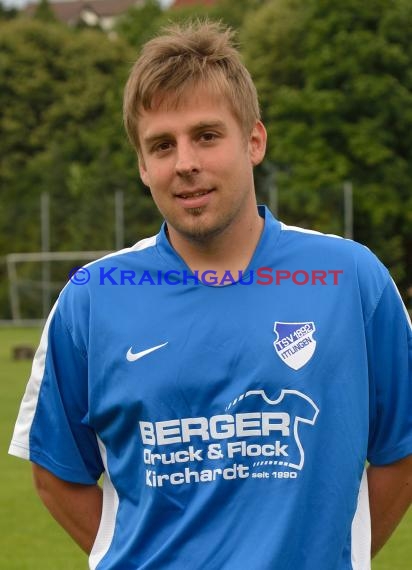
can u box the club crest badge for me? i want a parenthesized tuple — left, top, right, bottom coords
(273, 322, 317, 370)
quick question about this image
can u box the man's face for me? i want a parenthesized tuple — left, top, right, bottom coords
(138, 88, 266, 245)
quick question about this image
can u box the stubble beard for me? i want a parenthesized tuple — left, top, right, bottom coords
(171, 208, 225, 244)
(166, 202, 245, 246)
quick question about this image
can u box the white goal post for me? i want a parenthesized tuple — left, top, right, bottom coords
(6, 251, 111, 324)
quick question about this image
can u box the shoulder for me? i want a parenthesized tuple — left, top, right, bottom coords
(280, 221, 366, 256)
(278, 221, 388, 274)
(277, 221, 392, 321)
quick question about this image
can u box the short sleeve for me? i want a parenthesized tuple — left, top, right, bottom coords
(366, 279, 412, 465)
(9, 301, 104, 484)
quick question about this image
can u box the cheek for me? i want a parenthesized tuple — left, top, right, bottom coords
(143, 162, 170, 189)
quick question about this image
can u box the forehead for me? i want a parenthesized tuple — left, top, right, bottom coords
(144, 75, 231, 112)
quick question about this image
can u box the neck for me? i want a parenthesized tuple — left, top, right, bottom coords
(167, 206, 264, 278)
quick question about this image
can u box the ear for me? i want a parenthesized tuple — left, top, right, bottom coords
(248, 121, 267, 167)
(138, 154, 150, 187)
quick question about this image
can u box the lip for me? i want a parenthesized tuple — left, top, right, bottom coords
(175, 188, 215, 209)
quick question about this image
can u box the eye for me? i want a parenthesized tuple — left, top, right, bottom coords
(152, 141, 173, 154)
(200, 132, 218, 143)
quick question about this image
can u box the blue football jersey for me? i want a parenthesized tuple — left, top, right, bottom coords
(9, 206, 412, 570)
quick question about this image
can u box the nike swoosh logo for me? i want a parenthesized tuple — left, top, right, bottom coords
(126, 342, 168, 362)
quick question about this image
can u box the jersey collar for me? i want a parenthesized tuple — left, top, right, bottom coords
(155, 205, 281, 280)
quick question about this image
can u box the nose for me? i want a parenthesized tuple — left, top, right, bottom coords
(175, 141, 200, 177)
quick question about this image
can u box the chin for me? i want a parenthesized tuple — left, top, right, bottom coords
(182, 221, 228, 243)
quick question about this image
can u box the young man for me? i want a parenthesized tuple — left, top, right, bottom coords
(9, 21, 412, 570)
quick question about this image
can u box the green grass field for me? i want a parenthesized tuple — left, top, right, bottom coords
(1, 327, 410, 569)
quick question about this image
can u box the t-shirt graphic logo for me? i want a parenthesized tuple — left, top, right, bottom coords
(225, 388, 319, 471)
(273, 322, 317, 370)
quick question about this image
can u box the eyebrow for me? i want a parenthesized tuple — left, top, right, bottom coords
(192, 120, 227, 133)
(142, 120, 227, 149)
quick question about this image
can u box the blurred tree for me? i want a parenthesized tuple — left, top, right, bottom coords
(153, 0, 268, 32)
(242, 0, 412, 299)
(2, 1, 411, 316)
(0, 19, 161, 317)
(212, 0, 268, 30)
(115, 0, 163, 49)
(0, 4, 17, 20)
(156, 3, 212, 27)
(34, 0, 56, 22)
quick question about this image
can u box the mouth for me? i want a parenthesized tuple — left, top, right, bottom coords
(176, 188, 214, 199)
(175, 188, 215, 209)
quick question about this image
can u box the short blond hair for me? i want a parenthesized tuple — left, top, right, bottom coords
(123, 20, 261, 153)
